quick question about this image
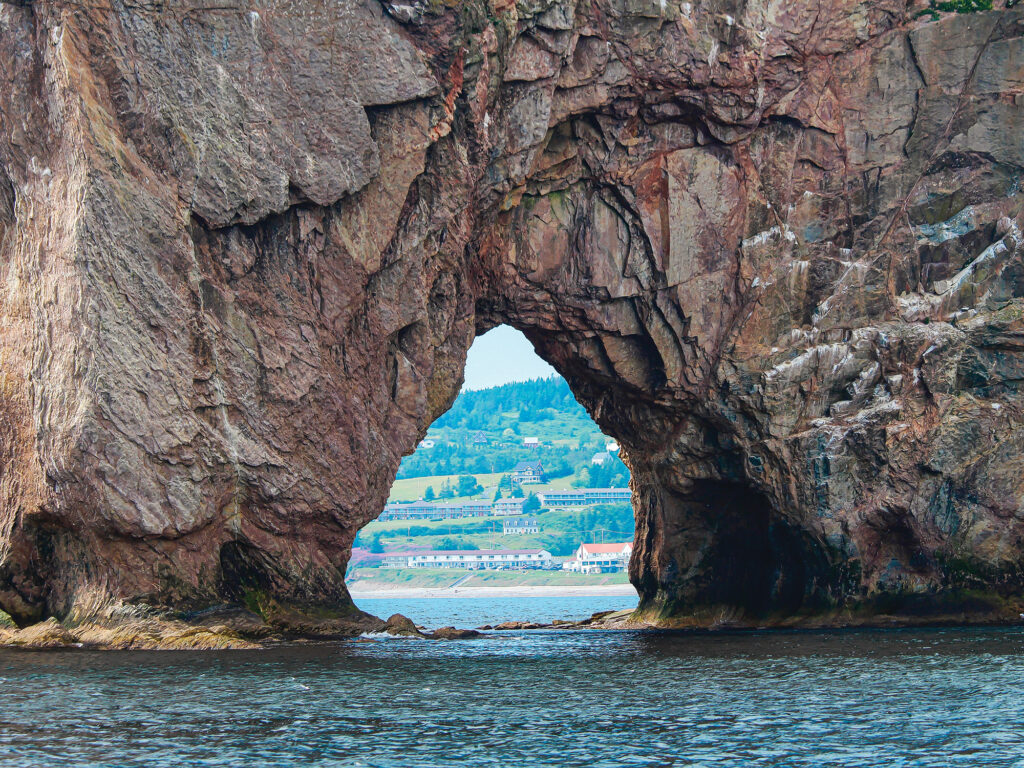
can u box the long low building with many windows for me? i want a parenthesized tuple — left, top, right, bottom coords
(378, 500, 493, 521)
(381, 549, 554, 570)
(537, 488, 632, 508)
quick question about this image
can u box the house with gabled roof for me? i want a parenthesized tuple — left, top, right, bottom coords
(510, 460, 544, 484)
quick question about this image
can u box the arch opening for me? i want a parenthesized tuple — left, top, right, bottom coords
(347, 325, 640, 628)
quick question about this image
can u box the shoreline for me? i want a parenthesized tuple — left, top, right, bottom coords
(349, 583, 639, 600)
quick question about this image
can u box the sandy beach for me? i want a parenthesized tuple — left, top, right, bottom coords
(348, 583, 639, 599)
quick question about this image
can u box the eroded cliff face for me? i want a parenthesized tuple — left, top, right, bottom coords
(1, 0, 1022, 632)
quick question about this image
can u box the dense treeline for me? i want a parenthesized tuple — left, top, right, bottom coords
(395, 435, 630, 484)
(434, 377, 585, 431)
(570, 455, 629, 489)
(396, 376, 623, 480)
(396, 442, 579, 479)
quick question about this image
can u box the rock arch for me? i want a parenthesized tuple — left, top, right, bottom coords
(0, 0, 1022, 632)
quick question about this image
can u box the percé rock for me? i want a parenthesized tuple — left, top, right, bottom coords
(1, 0, 1023, 633)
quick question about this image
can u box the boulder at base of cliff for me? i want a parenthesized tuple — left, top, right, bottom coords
(384, 614, 425, 637)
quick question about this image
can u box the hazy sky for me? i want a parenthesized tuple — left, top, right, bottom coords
(462, 325, 558, 390)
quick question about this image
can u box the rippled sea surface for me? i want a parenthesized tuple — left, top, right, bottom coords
(2, 600, 1024, 767)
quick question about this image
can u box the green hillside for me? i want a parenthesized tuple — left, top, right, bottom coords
(395, 377, 628, 487)
(372, 377, 635, 562)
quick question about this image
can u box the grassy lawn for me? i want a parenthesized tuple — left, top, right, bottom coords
(363, 514, 507, 536)
(347, 566, 631, 589)
(347, 568, 466, 589)
(386, 471, 592, 503)
(361, 515, 551, 552)
(388, 472, 505, 502)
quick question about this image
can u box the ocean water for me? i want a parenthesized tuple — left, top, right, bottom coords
(352, 593, 637, 627)
(1, 597, 1024, 767)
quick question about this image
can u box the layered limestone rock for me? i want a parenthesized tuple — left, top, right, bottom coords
(0, 0, 1022, 634)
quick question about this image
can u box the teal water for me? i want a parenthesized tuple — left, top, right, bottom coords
(1, 597, 1023, 767)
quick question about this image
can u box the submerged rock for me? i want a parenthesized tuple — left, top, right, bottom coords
(491, 621, 548, 631)
(0, 0, 1022, 633)
(429, 627, 483, 640)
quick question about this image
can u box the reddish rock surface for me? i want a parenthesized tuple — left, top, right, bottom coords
(1, 0, 1023, 634)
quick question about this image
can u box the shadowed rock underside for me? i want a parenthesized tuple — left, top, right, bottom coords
(1, 0, 1023, 637)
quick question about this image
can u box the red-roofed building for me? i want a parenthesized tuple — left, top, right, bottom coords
(562, 542, 633, 573)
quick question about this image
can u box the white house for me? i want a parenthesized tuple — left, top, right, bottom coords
(562, 542, 633, 573)
(522, 437, 540, 448)
(502, 518, 540, 535)
(510, 460, 544, 484)
(383, 549, 553, 570)
(418, 439, 436, 449)
(591, 451, 612, 466)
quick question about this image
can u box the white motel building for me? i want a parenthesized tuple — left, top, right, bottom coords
(381, 549, 554, 570)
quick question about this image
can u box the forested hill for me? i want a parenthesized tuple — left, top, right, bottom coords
(395, 376, 627, 484)
(435, 377, 588, 431)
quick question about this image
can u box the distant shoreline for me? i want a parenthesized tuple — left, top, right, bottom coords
(349, 583, 639, 600)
